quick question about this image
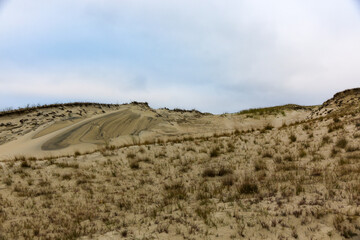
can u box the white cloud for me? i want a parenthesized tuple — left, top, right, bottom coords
(0, 0, 360, 112)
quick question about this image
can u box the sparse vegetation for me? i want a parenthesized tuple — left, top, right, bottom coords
(322, 135, 331, 145)
(0, 89, 359, 239)
(237, 104, 313, 116)
(336, 137, 348, 149)
(328, 122, 344, 133)
(289, 133, 297, 143)
(237, 178, 259, 194)
(129, 160, 140, 169)
(210, 147, 221, 157)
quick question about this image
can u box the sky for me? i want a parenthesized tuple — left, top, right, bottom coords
(0, 0, 360, 113)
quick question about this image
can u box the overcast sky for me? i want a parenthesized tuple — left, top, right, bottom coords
(0, 0, 360, 113)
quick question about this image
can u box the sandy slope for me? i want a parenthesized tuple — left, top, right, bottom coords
(0, 109, 122, 159)
(0, 109, 310, 161)
(3, 90, 360, 239)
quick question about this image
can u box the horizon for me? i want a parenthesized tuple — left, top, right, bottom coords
(1, 1, 360, 113)
(0, 98, 327, 115)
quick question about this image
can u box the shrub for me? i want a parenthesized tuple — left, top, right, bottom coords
(254, 159, 267, 171)
(331, 147, 339, 157)
(121, 230, 128, 237)
(227, 143, 235, 152)
(322, 135, 331, 145)
(238, 181, 259, 195)
(263, 124, 274, 131)
(336, 137, 348, 149)
(14, 155, 26, 161)
(302, 124, 310, 130)
(3, 177, 12, 186)
(55, 162, 79, 169)
(129, 160, 140, 169)
(311, 168, 322, 177)
(195, 206, 213, 223)
(274, 156, 282, 163)
(218, 167, 233, 176)
(62, 174, 72, 180)
(346, 145, 359, 152)
(164, 182, 187, 200)
(20, 161, 31, 168)
(289, 134, 297, 143)
(127, 153, 136, 159)
(284, 155, 294, 162)
(202, 168, 216, 178)
(262, 152, 273, 158)
(222, 175, 235, 186)
(298, 149, 307, 158)
(210, 147, 220, 158)
(328, 123, 343, 133)
(333, 214, 357, 238)
(295, 183, 304, 195)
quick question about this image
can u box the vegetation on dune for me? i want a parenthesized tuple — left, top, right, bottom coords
(237, 104, 317, 116)
(1, 88, 360, 239)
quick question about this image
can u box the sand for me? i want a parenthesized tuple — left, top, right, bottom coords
(0, 89, 360, 239)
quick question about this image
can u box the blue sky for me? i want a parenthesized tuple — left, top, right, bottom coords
(1, 0, 360, 113)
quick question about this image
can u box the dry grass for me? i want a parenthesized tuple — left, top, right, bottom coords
(1, 91, 360, 239)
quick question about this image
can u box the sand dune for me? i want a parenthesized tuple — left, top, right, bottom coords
(0, 103, 311, 159)
(1, 89, 360, 239)
(41, 109, 170, 150)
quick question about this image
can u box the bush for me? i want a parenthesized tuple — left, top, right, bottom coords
(311, 168, 322, 177)
(302, 124, 310, 130)
(298, 149, 307, 158)
(3, 177, 12, 186)
(210, 147, 220, 158)
(164, 182, 187, 200)
(254, 159, 267, 171)
(336, 137, 348, 149)
(222, 175, 235, 186)
(289, 134, 297, 143)
(263, 124, 274, 131)
(21, 161, 31, 168)
(55, 162, 79, 169)
(322, 135, 331, 145)
(346, 145, 359, 152)
(238, 181, 259, 194)
(202, 168, 216, 177)
(284, 155, 294, 162)
(218, 167, 233, 176)
(129, 161, 140, 169)
(202, 167, 233, 177)
(127, 153, 136, 159)
(328, 123, 343, 133)
(262, 152, 273, 158)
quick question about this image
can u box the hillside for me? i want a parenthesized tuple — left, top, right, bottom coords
(0, 89, 359, 239)
(0, 101, 312, 160)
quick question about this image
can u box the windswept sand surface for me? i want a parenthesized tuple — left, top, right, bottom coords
(0, 103, 311, 160)
(1, 89, 360, 239)
(41, 109, 171, 150)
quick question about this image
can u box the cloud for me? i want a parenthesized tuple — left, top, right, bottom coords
(0, 0, 360, 113)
